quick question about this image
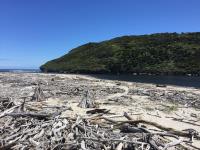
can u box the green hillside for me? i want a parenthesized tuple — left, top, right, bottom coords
(40, 32, 200, 75)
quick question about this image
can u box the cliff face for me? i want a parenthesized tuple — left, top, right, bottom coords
(40, 32, 200, 75)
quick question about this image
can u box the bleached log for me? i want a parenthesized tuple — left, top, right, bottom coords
(29, 138, 40, 147)
(163, 139, 183, 150)
(33, 129, 45, 140)
(0, 105, 19, 118)
(5, 112, 52, 119)
(123, 112, 197, 138)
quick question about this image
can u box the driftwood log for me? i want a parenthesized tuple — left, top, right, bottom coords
(123, 112, 199, 138)
(5, 112, 52, 119)
(86, 108, 110, 114)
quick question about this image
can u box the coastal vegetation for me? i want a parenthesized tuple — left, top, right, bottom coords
(40, 32, 200, 75)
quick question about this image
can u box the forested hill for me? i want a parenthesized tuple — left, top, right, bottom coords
(40, 32, 200, 75)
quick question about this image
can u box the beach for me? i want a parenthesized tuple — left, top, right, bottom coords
(0, 72, 200, 149)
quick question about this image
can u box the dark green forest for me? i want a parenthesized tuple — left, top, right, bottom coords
(40, 32, 200, 75)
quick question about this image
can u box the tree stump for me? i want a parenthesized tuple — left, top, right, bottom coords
(31, 84, 46, 101)
(78, 91, 95, 108)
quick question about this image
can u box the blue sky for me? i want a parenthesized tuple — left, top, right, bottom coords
(0, 0, 200, 69)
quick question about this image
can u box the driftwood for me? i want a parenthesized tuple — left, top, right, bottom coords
(0, 142, 17, 150)
(0, 105, 19, 118)
(31, 84, 46, 101)
(1, 107, 178, 150)
(78, 91, 96, 108)
(117, 119, 197, 137)
(86, 108, 110, 114)
(0, 102, 198, 150)
(123, 112, 198, 138)
(5, 112, 52, 119)
(0, 73, 200, 150)
(163, 139, 183, 150)
(0, 104, 199, 150)
(156, 84, 167, 88)
(166, 116, 200, 127)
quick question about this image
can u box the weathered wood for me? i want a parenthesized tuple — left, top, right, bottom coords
(1, 73, 200, 150)
(31, 84, 46, 101)
(78, 91, 96, 108)
(5, 112, 52, 119)
(86, 108, 110, 114)
(163, 139, 183, 150)
(123, 112, 196, 138)
(0, 142, 17, 150)
(0, 105, 19, 118)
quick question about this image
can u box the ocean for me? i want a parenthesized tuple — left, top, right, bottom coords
(0, 69, 41, 73)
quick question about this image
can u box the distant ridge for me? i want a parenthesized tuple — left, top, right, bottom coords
(40, 32, 200, 75)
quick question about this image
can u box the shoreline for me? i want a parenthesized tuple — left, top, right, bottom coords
(2, 68, 200, 77)
(1, 71, 200, 88)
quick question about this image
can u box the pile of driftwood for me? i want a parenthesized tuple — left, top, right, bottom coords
(0, 110, 199, 149)
(0, 87, 200, 150)
(129, 88, 200, 108)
